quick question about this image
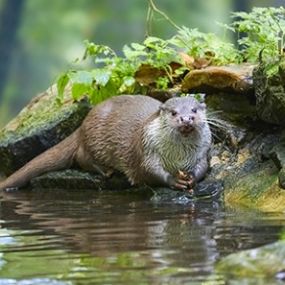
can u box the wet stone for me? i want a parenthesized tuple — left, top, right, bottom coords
(216, 240, 285, 279)
(29, 169, 223, 204)
(278, 168, 285, 189)
(0, 86, 91, 175)
(150, 179, 223, 204)
(30, 169, 131, 191)
(271, 144, 285, 169)
(30, 169, 103, 190)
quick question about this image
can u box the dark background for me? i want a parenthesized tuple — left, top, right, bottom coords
(0, 0, 282, 126)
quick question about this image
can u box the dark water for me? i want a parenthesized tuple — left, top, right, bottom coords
(0, 188, 284, 285)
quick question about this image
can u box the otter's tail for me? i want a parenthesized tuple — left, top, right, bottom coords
(0, 129, 80, 190)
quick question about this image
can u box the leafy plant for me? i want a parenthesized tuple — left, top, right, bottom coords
(225, 7, 285, 62)
(56, 6, 285, 105)
(170, 26, 241, 65)
(57, 41, 138, 104)
(57, 37, 181, 104)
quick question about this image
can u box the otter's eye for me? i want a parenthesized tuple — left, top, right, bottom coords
(192, 108, 197, 113)
(171, 110, 177, 116)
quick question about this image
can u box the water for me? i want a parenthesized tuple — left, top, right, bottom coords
(0, 188, 284, 285)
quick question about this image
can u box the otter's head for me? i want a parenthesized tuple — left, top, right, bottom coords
(159, 96, 207, 137)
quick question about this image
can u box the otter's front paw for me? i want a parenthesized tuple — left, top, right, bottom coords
(168, 171, 196, 192)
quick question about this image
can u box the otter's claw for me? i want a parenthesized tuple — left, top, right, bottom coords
(174, 179, 189, 190)
(170, 170, 196, 192)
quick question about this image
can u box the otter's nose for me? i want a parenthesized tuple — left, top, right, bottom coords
(180, 116, 194, 124)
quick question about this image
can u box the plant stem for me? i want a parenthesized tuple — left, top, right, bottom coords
(146, 5, 153, 37)
(147, 0, 180, 31)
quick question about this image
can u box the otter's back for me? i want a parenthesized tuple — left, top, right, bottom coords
(80, 95, 161, 174)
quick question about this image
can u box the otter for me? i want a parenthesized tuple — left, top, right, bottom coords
(0, 95, 212, 191)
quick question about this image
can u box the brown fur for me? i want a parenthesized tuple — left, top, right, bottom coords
(0, 129, 79, 189)
(0, 95, 211, 190)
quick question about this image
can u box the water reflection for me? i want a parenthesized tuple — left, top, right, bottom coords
(0, 189, 283, 284)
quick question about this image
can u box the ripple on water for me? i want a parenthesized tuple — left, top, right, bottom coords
(0, 190, 283, 284)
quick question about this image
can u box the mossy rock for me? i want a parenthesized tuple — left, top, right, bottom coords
(29, 168, 223, 202)
(0, 85, 91, 175)
(223, 160, 285, 212)
(209, 128, 285, 212)
(253, 60, 285, 125)
(216, 240, 285, 280)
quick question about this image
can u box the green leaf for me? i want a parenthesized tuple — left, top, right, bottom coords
(90, 79, 118, 104)
(83, 40, 117, 60)
(92, 69, 111, 86)
(156, 77, 169, 90)
(144, 36, 163, 46)
(56, 72, 70, 104)
(130, 43, 145, 51)
(71, 83, 91, 100)
(69, 70, 93, 85)
(122, 45, 147, 59)
(123, 76, 135, 87)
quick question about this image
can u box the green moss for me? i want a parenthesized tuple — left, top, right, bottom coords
(216, 241, 285, 278)
(224, 161, 285, 212)
(0, 87, 90, 145)
(0, 85, 91, 174)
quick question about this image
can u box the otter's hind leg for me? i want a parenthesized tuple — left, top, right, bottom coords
(75, 145, 113, 177)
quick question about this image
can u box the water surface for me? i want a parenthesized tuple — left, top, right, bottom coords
(0, 189, 284, 284)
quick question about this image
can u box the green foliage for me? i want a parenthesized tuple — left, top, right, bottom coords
(142, 36, 181, 67)
(155, 76, 170, 89)
(57, 37, 182, 104)
(227, 7, 285, 62)
(57, 7, 285, 104)
(170, 26, 241, 65)
(280, 230, 285, 241)
(57, 41, 135, 104)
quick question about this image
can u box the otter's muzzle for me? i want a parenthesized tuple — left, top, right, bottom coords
(178, 117, 195, 137)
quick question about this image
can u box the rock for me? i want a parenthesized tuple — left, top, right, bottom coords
(0, 172, 4, 183)
(270, 143, 285, 170)
(182, 64, 255, 94)
(250, 132, 280, 161)
(29, 169, 223, 203)
(30, 169, 131, 191)
(1, 61, 285, 213)
(207, 127, 285, 212)
(195, 179, 224, 199)
(206, 92, 257, 126)
(203, 78, 285, 211)
(30, 169, 103, 190)
(269, 132, 285, 189)
(223, 159, 285, 212)
(0, 85, 91, 175)
(216, 241, 285, 279)
(278, 168, 285, 189)
(236, 159, 282, 208)
(253, 59, 285, 125)
(144, 179, 223, 204)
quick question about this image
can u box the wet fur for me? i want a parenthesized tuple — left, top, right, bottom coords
(0, 95, 212, 190)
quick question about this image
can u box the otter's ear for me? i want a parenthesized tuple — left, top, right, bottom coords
(199, 102, 206, 110)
